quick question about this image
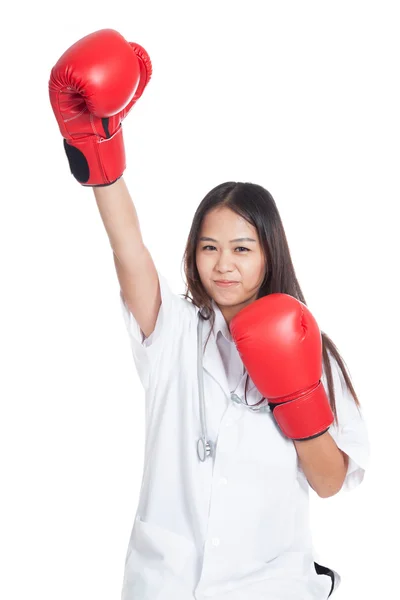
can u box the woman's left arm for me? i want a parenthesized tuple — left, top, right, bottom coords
(294, 432, 349, 498)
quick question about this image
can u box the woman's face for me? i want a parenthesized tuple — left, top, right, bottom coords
(196, 207, 267, 323)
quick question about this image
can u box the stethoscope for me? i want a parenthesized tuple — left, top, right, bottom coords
(196, 310, 268, 462)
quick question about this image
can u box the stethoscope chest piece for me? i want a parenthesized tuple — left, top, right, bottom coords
(197, 437, 212, 462)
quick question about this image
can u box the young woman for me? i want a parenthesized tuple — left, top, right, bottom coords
(49, 29, 370, 600)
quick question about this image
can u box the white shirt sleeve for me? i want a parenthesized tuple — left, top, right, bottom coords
(119, 270, 183, 390)
(322, 352, 370, 492)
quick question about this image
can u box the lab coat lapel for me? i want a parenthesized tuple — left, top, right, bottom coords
(200, 310, 257, 401)
(201, 316, 231, 400)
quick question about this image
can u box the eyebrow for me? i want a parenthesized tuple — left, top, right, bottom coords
(199, 236, 257, 243)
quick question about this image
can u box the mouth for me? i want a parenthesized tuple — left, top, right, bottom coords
(214, 281, 239, 287)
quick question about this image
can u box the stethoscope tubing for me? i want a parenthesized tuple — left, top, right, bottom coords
(196, 310, 267, 462)
(197, 314, 212, 461)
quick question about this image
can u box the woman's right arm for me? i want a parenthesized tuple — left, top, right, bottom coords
(93, 177, 161, 339)
(49, 30, 156, 337)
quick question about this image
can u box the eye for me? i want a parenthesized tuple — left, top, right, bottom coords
(201, 246, 250, 252)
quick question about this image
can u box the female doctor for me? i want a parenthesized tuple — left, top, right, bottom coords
(49, 29, 370, 600)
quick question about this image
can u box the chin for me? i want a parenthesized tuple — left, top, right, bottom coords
(214, 297, 244, 307)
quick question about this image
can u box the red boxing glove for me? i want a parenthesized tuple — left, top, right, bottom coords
(229, 294, 334, 440)
(49, 29, 152, 186)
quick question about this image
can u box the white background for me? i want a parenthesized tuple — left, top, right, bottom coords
(1, 1, 398, 598)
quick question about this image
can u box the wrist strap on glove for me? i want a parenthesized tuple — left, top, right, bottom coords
(269, 381, 334, 440)
(64, 125, 125, 187)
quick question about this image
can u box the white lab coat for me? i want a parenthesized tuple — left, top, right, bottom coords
(119, 270, 370, 600)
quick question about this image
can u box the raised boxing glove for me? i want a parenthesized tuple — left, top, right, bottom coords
(49, 29, 152, 186)
(229, 294, 334, 441)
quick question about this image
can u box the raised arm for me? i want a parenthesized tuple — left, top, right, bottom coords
(49, 29, 160, 338)
(94, 178, 160, 339)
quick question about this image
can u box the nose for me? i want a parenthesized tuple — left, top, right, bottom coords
(215, 248, 235, 271)
(215, 251, 236, 272)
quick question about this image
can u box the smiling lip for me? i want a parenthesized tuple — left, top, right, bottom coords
(214, 280, 239, 287)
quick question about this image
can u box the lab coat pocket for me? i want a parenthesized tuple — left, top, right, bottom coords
(121, 515, 195, 600)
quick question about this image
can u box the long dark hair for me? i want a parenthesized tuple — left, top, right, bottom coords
(180, 181, 361, 426)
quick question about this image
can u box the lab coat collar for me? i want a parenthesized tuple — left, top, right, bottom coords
(199, 299, 257, 400)
(211, 298, 233, 342)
